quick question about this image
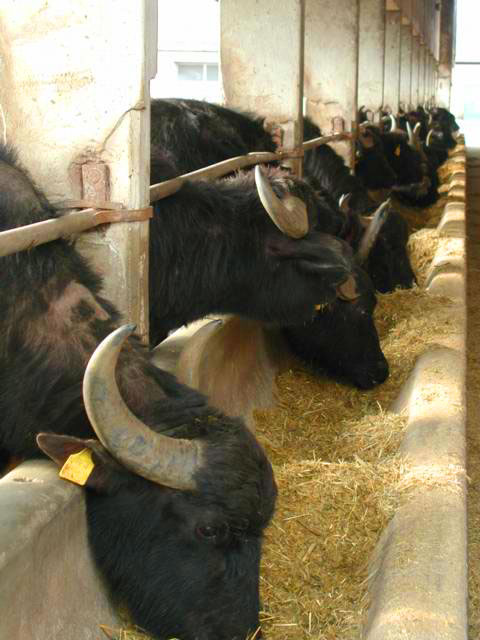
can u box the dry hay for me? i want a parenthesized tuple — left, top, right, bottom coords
(100, 626, 154, 640)
(407, 228, 440, 287)
(254, 286, 457, 639)
(391, 194, 448, 231)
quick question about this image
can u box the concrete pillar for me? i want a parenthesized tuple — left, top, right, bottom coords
(383, 10, 402, 114)
(427, 53, 435, 105)
(427, 51, 432, 105)
(400, 23, 413, 111)
(418, 43, 426, 106)
(358, 0, 385, 118)
(411, 34, 420, 108)
(221, 0, 305, 176)
(0, 1, 155, 342)
(438, 0, 455, 108)
(434, 62, 440, 105)
(304, 0, 359, 168)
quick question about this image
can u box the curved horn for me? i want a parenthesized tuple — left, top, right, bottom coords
(406, 121, 415, 148)
(83, 324, 203, 491)
(412, 122, 424, 154)
(254, 165, 309, 239)
(356, 199, 391, 264)
(337, 274, 360, 301)
(426, 129, 434, 147)
(339, 193, 352, 214)
(390, 114, 397, 131)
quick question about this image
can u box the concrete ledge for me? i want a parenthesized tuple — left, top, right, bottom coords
(365, 144, 468, 639)
(0, 461, 120, 639)
(438, 202, 466, 237)
(425, 235, 465, 298)
(448, 186, 466, 200)
(365, 489, 467, 640)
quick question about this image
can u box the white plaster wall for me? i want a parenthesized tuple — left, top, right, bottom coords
(0, 2, 150, 203)
(0, 0, 153, 337)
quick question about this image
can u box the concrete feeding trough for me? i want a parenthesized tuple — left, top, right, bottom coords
(364, 143, 467, 640)
(0, 462, 121, 638)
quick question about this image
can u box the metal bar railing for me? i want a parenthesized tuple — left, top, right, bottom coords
(0, 132, 352, 258)
(149, 133, 350, 202)
(0, 207, 152, 258)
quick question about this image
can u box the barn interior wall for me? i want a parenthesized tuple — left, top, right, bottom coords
(358, 0, 386, 117)
(0, 0, 154, 339)
(304, 0, 359, 167)
(384, 10, 402, 112)
(220, 0, 305, 177)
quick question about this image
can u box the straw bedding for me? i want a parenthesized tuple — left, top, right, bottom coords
(110, 151, 461, 639)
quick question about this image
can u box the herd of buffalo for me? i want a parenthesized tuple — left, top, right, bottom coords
(0, 99, 459, 639)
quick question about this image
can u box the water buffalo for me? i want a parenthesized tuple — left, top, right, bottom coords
(0, 144, 276, 639)
(151, 97, 276, 183)
(150, 100, 415, 296)
(356, 122, 439, 207)
(429, 106, 459, 149)
(149, 165, 357, 346)
(302, 117, 378, 216)
(283, 263, 388, 389)
(156, 261, 388, 431)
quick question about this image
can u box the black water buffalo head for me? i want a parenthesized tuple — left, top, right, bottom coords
(38, 325, 276, 640)
(355, 125, 397, 190)
(429, 106, 460, 147)
(148, 167, 358, 345)
(330, 194, 416, 294)
(283, 263, 388, 390)
(358, 208, 416, 293)
(356, 123, 425, 194)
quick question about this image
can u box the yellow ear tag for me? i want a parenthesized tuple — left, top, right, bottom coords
(59, 449, 95, 486)
(394, 145, 401, 157)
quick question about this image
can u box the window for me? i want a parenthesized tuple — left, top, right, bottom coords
(206, 64, 218, 81)
(177, 62, 219, 82)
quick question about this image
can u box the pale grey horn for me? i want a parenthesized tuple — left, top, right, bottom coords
(83, 324, 203, 491)
(356, 199, 391, 264)
(390, 114, 397, 131)
(337, 275, 360, 301)
(254, 165, 309, 239)
(339, 193, 352, 214)
(406, 121, 415, 147)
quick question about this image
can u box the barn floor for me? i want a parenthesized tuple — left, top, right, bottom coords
(465, 141, 480, 639)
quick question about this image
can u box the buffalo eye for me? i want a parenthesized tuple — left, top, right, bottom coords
(196, 523, 229, 544)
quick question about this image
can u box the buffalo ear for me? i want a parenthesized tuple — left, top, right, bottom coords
(37, 433, 95, 467)
(36, 433, 124, 494)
